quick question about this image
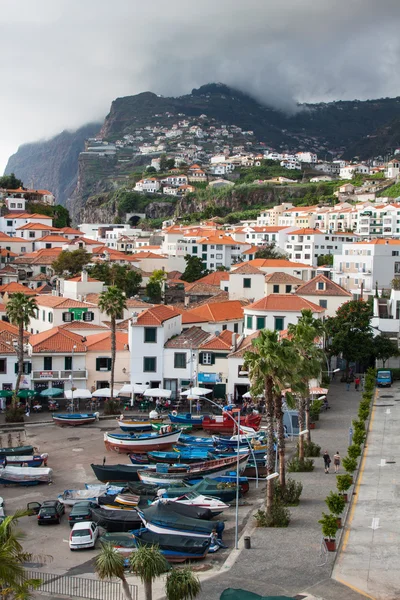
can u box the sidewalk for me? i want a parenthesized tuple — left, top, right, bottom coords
(194, 380, 371, 600)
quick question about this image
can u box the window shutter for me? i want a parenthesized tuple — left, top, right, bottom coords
(96, 358, 100, 371)
(27, 362, 32, 374)
(14, 363, 18, 374)
(89, 312, 94, 321)
(211, 354, 215, 365)
(107, 358, 112, 371)
(62, 313, 67, 322)
(199, 353, 204, 365)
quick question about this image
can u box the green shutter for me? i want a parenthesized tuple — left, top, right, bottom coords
(246, 315, 253, 329)
(14, 363, 18, 374)
(256, 316, 265, 330)
(96, 358, 100, 371)
(27, 362, 32, 374)
(211, 354, 215, 365)
(107, 358, 112, 371)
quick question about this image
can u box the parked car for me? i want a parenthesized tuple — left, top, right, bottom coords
(69, 521, 99, 550)
(68, 501, 97, 528)
(28, 500, 65, 525)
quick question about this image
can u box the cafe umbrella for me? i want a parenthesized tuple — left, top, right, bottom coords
(40, 388, 64, 397)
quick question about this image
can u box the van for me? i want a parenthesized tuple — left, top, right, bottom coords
(376, 370, 392, 387)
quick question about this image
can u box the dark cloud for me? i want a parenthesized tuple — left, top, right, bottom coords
(2, 0, 400, 171)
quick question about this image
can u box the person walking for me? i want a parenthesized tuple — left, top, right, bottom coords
(333, 451, 341, 473)
(355, 376, 360, 391)
(323, 450, 331, 474)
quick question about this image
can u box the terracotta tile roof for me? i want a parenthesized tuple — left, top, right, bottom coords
(131, 251, 165, 259)
(233, 259, 313, 270)
(265, 272, 304, 284)
(230, 264, 263, 275)
(246, 294, 325, 313)
(35, 284, 53, 294)
(199, 329, 238, 351)
(29, 327, 87, 353)
(16, 222, 57, 230)
(288, 228, 324, 235)
(164, 326, 210, 349)
(35, 296, 96, 309)
(35, 235, 69, 242)
(126, 298, 153, 309)
(228, 331, 261, 358)
(197, 235, 246, 246)
(0, 283, 37, 295)
(67, 274, 101, 282)
(0, 320, 29, 345)
(353, 239, 400, 245)
(242, 246, 259, 255)
(0, 265, 17, 274)
(30, 273, 49, 281)
(295, 274, 352, 297)
(0, 249, 19, 258)
(0, 233, 26, 242)
(12, 248, 63, 266)
(85, 331, 128, 351)
(59, 227, 85, 235)
(66, 236, 102, 246)
(183, 300, 246, 324)
(166, 270, 183, 280)
(132, 305, 181, 326)
(185, 282, 222, 296)
(195, 271, 229, 285)
(60, 321, 108, 331)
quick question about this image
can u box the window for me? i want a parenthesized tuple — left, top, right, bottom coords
(216, 244, 223, 250)
(96, 357, 112, 371)
(256, 316, 265, 330)
(62, 312, 73, 322)
(222, 324, 227, 330)
(274, 317, 284, 331)
(21, 247, 26, 253)
(201, 352, 213, 365)
(317, 281, 325, 290)
(285, 285, 292, 293)
(273, 284, 279, 293)
(202, 244, 207, 252)
(393, 251, 399, 257)
(43, 357, 52, 371)
(210, 245, 215, 249)
(65, 356, 72, 370)
(216, 253, 223, 259)
(243, 278, 251, 289)
(0, 359, 6, 374)
(83, 312, 94, 322)
(48, 312, 53, 323)
(319, 300, 328, 309)
(192, 246, 198, 254)
(144, 357, 157, 372)
(29, 232, 35, 238)
(234, 323, 239, 333)
(10, 203, 15, 209)
(246, 315, 253, 329)
(7, 221, 12, 227)
(144, 328, 157, 343)
(45, 243, 52, 249)
(174, 353, 186, 369)
(40, 266, 46, 274)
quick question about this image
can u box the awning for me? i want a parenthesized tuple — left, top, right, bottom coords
(309, 386, 329, 395)
(143, 388, 172, 399)
(65, 389, 92, 400)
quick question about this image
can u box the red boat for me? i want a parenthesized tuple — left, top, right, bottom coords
(202, 410, 262, 435)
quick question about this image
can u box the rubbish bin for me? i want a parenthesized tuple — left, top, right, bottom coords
(244, 536, 251, 549)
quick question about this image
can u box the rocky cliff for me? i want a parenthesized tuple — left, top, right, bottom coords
(5, 122, 101, 206)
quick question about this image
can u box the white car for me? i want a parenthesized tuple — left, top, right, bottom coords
(69, 521, 98, 550)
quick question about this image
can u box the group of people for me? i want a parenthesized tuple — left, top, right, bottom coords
(323, 450, 341, 474)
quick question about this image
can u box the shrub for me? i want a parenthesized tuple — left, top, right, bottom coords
(353, 430, 366, 446)
(348, 444, 362, 459)
(358, 407, 369, 421)
(325, 491, 346, 516)
(336, 474, 353, 493)
(287, 457, 314, 472)
(254, 502, 291, 527)
(319, 512, 339, 540)
(342, 456, 357, 473)
(274, 478, 303, 506)
(352, 419, 365, 432)
(103, 398, 121, 415)
(303, 440, 321, 457)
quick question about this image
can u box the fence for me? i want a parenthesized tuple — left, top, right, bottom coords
(26, 570, 138, 600)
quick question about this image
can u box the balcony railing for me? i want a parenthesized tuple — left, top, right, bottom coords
(32, 370, 88, 380)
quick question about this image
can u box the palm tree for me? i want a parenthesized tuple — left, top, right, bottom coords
(0, 511, 41, 599)
(95, 543, 133, 600)
(165, 568, 201, 600)
(6, 293, 37, 393)
(98, 286, 127, 401)
(288, 310, 325, 454)
(244, 329, 294, 512)
(130, 544, 168, 600)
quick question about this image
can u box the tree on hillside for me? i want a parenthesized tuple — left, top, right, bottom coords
(51, 250, 90, 277)
(255, 244, 287, 260)
(6, 293, 37, 393)
(98, 287, 127, 403)
(181, 255, 209, 282)
(373, 335, 400, 367)
(53, 205, 71, 228)
(325, 300, 373, 378)
(0, 173, 23, 190)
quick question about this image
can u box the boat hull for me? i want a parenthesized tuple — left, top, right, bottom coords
(132, 528, 211, 561)
(0, 455, 45, 468)
(0, 445, 34, 458)
(118, 419, 164, 432)
(91, 463, 151, 483)
(53, 414, 97, 427)
(202, 413, 262, 435)
(104, 430, 182, 454)
(0, 466, 52, 485)
(90, 507, 142, 532)
(169, 414, 203, 429)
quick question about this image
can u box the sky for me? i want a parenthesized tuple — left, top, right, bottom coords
(2, 0, 400, 173)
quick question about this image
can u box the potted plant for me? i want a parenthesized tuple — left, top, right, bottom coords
(341, 456, 357, 484)
(310, 399, 323, 423)
(319, 512, 339, 552)
(325, 491, 346, 527)
(336, 473, 353, 502)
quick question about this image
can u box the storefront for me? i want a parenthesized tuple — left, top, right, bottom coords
(197, 373, 226, 399)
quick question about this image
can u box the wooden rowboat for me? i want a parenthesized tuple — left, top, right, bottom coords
(53, 413, 99, 427)
(104, 429, 182, 454)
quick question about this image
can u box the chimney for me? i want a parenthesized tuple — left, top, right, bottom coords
(81, 270, 88, 282)
(131, 312, 139, 325)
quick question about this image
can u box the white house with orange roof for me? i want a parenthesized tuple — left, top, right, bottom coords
(196, 330, 239, 398)
(0, 213, 53, 237)
(294, 274, 352, 317)
(333, 239, 400, 295)
(284, 228, 358, 266)
(231, 258, 315, 281)
(85, 331, 130, 392)
(134, 178, 161, 193)
(228, 264, 266, 301)
(243, 295, 325, 335)
(33, 234, 70, 251)
(231, 225, 292, 247)
(129, 305, 182, 389)
(30, 296, 101, 334)
(184, 233, 250, 271)
(60, 271, 105, 300)
(15, 221, 59, 241)
(181, 300, 246, 334)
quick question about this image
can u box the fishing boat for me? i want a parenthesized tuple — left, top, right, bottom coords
(97, 493, 140, 508)
(118, 418, 164, 433)
(177, 434, 215, 448)
(53, 413, 99, 427)
(0, 445, 34, 458)
(0, 466, 52, 485)
(169, 413, 204, 429)
(159, 478, 240, 502)
(58, 487, 109, 506)
(145, 449, 212, 464)
(104, 429, 182, 454)
(152, 423, 192, 433)
(154, 493, 229, 516)
(0, 454, 48, 468)
(138, 503, 224, 539)
(152, 499, 213, 520)
(137, 454, 249, 485)
(90, 506, 142, 532)
(91, 463, 153, 483)
(131, 528, 217, 561)
(212, 433, 265, 448)
(202, 411, 262, 435)
(243, 462, 267, 478)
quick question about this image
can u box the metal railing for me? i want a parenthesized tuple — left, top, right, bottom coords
(32, 370, 88, 380)
(26, 570, 137, 600)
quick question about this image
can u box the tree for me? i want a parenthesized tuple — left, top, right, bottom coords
(95, 543, 133, 600)
(374, 335, 400, 367)
(130, 544, 168, 600)
(6, 293, 37, 392)
(391, 278, 400, 290)
(159, 154, 168, 172)
(0, 511, 42, 599)
(53, 205, 71, 228)
(325, 300, 373, 378)
(317, 254, 333, 266)
(255, 244, 287, 260)
(245, 330, 294, 512)
(146, 167, 157, 174)
(98, 287, 127, 401)
(165, 568, 201, 600)
(87, 264, 142, 297)
(146, 281, 162, 303)
(0, 173, 23, 190)
(51, 250, 90, 277)
(181, 255, 208, 283)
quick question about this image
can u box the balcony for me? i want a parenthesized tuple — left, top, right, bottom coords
(32, 370, 88, 381)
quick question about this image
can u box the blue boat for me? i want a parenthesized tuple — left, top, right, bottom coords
(53, 413, 99, 427)
(178, 435, 214, 448)
(146, 449, 212, 464)
(0, 455, 46, 468)
(169, 413, 204, 429)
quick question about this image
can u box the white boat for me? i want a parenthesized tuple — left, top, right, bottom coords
(154, 492, 229, 515)
(58, 487, 107, 506)
(0, 466, 52, 485)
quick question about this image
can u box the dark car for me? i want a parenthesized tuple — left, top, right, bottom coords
(32, 500, 65, 525)
(69, 501, 97, 528)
